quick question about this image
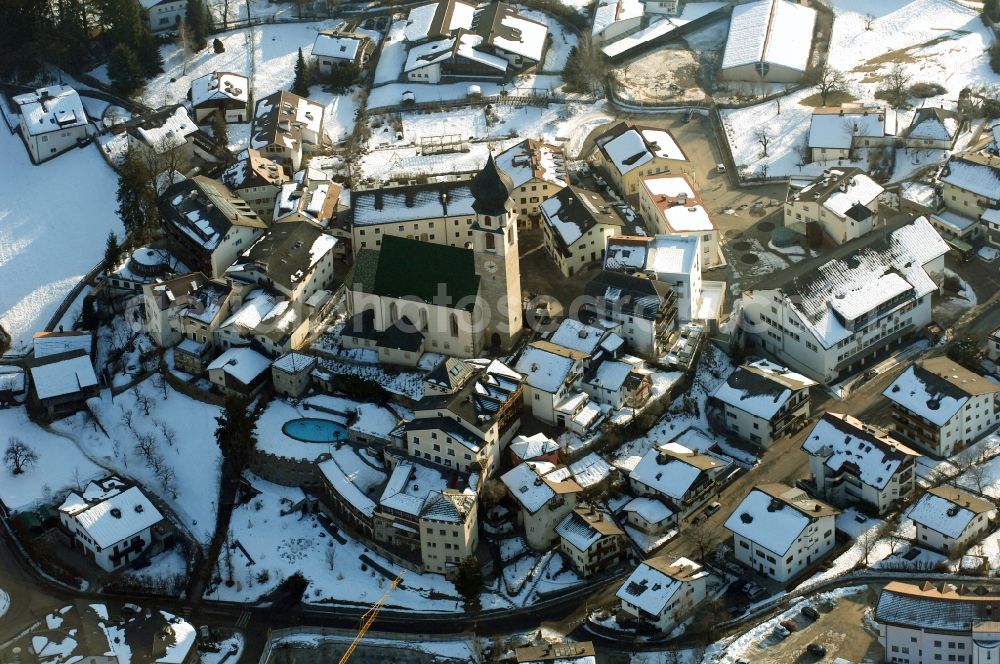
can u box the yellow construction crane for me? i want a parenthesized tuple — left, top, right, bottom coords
(337, 571, 404, 664)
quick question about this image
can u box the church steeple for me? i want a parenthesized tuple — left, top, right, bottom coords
(470, 154, 514, 216)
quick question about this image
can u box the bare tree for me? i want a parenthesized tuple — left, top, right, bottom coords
(133, 386, 153, 416)
(863, 13, 875, 30)
(325, 543, 336, 571)
(881, 63, 912, 107)
(220, 0, 231, 30)
(159, 421, 177, 448)
(754, 127, 771, 158)
(120, 406, 136, 435)
(857, 528, 880, 566)
(135, 432, 159, 464)
(685, 522, 719, 564)
(5, 437, 38, 475)
(157, 465, 178, 498)
(153, 372, 169, 399)
(812, 65, 848, 106)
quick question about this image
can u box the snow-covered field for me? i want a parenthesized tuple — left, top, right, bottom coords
(721, 0, 1000, 180)
(50, 381, 224, 545)
(0, 406, 105, 512)
(0, 133, 118, 353)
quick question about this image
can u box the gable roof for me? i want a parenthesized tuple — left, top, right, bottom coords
(160, 177, 266, 252)
(721, 0, 816, 74)
(594, 122, 688, 176)
(616, 556, 706, 616)
(801, 413, 920, 490)
(711, 358, 815, 419)
(907, 485, 994, 539)
(232, 221, 337, 291)
(939, 153, 1000, 200)
(724, 483, 837, 555)
(347, 235, 480, 312)
(883, 358, 1000, 426)
(26, 349, 99, 400)
(541, 186, 624, 249)
(14, 85, 87, 136)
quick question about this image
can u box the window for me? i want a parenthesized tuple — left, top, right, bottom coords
(485, 233, 496, 250)
(450, 313, 459, 337)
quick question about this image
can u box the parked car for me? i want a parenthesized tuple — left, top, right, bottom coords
(746, 585, 767, 601)
(773, 625, 790, 639)
(807, 643, 827, 656)
(801, 606, 821, 621)
(779, 619, 798, 632)
(854, 513, 869, 524)
(705, 501, 722, 516)
(716, 163, 727, 173)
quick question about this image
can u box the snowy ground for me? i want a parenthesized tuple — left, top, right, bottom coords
(200, 633, 244, 664)
(269, 630, 479, 662)
(50, 381, 224, 545)
(367, 73, 570, 109)
(0, 407, 105, 512)
(0, 134, 119, 353)
(720, 0, 1000, 181)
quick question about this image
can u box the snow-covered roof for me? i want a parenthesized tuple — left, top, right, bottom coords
(0, 367, 25, 394)
(907, 486, 994, 539)
(605, 234, 701, 276)
(495, 139, 569, 190)
(932, 210, 978, 235)
(404, 0, 476, 42)
(488, 10, 548, 63)
(207, 347, 272, 385)
(515, 342, 585, 392)
(640, 175, 715, 232)
(899, 181, 937, 209)
(711, 358, 815, 419)
(596, 123, 687, 176)
(33, 332, 93, 358)
(271, 352, 316, 374)
(875, 581, 1000, 632)
(593, 0, 644, 37)
(29, 351, 98, 400)
(62, 486, 163, 549)
(616, 557, 706, 616)
(586, 360, 633, 393)
(317, 447, 387, 518)
(808, 108, 894, 150)
(352, 181, 476, 226)
(456, 32, 509, 71)
(621, 496, 675, 524)
(759, 216, 948, 348)
(721, 0, 816, 74)
(509, 432, 560, 462)
(822, 174, 883, 220)
(541, 185, 624, 248)
(14, 85, 87, 136)
(312, 32, 366, 61)
(724, 484, 837, 555)
(550, 318, 618, 356)
(189, 71, 249, 107)
(801, 413, 919, 491)
(405, 36, 459, 72)
(909, 110, 960, 141)
(940, 155, 1000, 200)
(630, 442, 727, 501)
(569, 452, 614, 489)
(556, 506, 623, 551)
(134, 106, 197, 152)
(883, 357, 1000, 426)
(501, 460, 581, 514)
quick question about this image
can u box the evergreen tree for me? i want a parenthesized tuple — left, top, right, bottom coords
(291, 48, 310, 96)
(211, 111, 229, 151)
(948, 333, 984, 372)
(184, 0, 211, 51)
(116, 150, 149, 237)
(107, 43, 144, 95)
(214, 395, 259, 475)
(54, 0, 93, 75)
(0, 0, 53, 81)
(453, 556, 484, 611)
(103, 231, 120, 271)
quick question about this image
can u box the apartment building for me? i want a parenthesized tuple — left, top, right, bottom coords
(555, 505, 627, 578)
(783, 168, 884, 244)
(589, 121, 690, 199)
(616, 557, 708, 633)
(636, 174, 721, 268)
(907, 485, 994, 556)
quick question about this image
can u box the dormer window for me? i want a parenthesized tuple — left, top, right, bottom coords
(484, 215, 492, 227)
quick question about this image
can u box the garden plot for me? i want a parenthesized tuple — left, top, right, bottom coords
(0, 134, 119, 353)
(611, 45, 707, 104)
(50, 381, 224, 545)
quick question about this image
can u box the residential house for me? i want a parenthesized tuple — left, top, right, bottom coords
(875, 580, 1000, 662)
(582, 359, 652, 410)
(582, 271, 677, 358)
(0, 367, 26, 407)
(104, 245, 188, 299)
(220, 149, 289, 223)
(541, 186, 626, 277)
(250, 91, 325, 171)
(883, 357, 1000, 456)
(213, 288, 306, 358)
(589, 121, 689, 199)
(57, 477, 165, 572)
(637, 174, 721, 268)
(903, 107, 966, 151)
(25, 350, 100, 420)
(508, 432, 561, 466)
(708, 358, 816, 448)
(515, 340, 591, 427)
(311, 31, 373, 75)
(501, 460, 582, 549)
(741, 216, 948, 383)
(555, 505, 627, 577)
(801, 413, 920, 515)
(620, 496, 677, 538)
(141, 0, 186, 31)
(592, 0, 644, 43)
(271, 352, 317, 398)
(629, 441, 732, 517)
(272, 168, 341, 228)
(807, 105, 897, 163)
(783, 168, 884, 244)
(907, 485, 994, 556)
(604, 234, 707, 322)
(495, 139, 570, 228)
(14, 85, 91, 163)
(724, 483, 839, 582)
(125, 105, 206, 169)
(188, 72, 250, 124)
(939, 153, 1000, 245)
(206, 347, 272, 397)
(616, 557, 708, 633)
(33, 331, 94, 360)
(160, 176, 268, 278)
(403, 358, 523, 477)
(719, 0, 816, 83)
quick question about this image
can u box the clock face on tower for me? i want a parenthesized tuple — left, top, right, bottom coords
(483, 259, 498, 274)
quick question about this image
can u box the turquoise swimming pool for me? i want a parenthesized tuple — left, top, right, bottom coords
(282, 418, 349, 443)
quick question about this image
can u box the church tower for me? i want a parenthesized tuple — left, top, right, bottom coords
(469, 154, 523, 351)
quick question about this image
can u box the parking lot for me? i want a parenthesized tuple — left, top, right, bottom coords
(730, 587, 883, 664)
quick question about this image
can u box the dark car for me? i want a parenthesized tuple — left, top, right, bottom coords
(801, 606, 821, 621)
(807, 643, 827, 657)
